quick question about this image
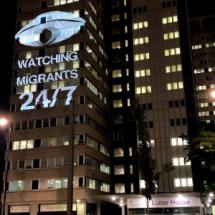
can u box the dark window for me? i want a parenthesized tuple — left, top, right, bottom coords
(142, 104, 147, 110)
(29, 120, 34, 129)
(170, 119, 175, 126)
(180, 99, 185, 106)
(50, 118, 56, 127)
(10, 104, 15, 112)
(175, 100, 179, 107)
(79, 177, 83, 187)
(34, 139, 41, 148)
(33, 159, 40, 168)
(79, 156, 83, 165)
(79, 134, 84, 144)
(176, 119, 181, 125)
(41, 1, 47, 8)
(65, 116, 70, 125)
(79, 115, 85, 124)
(36, 120, 42, 128)
(182, 118, 187, 125)
(15, 122, 20, 130)
(148, 103, 152, 110)
(32, 180, 39, 190)
(22, 121, 27, 130)
(149, 121, 153, 128)
(43, 118, 49, 127)
(40, 17, 46, 24)
(19, 160, 24, 169)
(169, 101, 173, 108)
(79, 96, 85, 104)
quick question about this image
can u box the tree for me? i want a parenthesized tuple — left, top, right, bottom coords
(186, 121, 215, 195)
(135, 101, 159, 215)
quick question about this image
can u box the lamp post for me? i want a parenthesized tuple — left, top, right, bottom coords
(0, 116, 9, 215)
(67, 100, 75, 215)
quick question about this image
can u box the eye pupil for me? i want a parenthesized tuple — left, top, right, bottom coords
(40, 29, 52, 44)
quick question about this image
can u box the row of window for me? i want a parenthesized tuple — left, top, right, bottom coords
(53, 0, 79, 6)
(10, 155, 110, 174)
(12, 135, 109, 156)
(135, 82, 184, 95)
(199, 101, 215, 108)
(199, 111, 215, 117)
(170, 118, 187, 126)
(9, 177, 110, 193)
(10, 157, 68, 170)
(194, 67, 215, 74)
(12, 117, 69, 131)
(114, 164, 133, 175)
(114, 177, 192, 194)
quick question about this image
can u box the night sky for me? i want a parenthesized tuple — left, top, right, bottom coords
(0, 1, 16, 113)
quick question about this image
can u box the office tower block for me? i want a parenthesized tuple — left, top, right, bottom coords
(5, 1, 112, 215)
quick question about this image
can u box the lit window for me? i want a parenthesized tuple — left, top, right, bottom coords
(113, 100, 123, 108)
(140, 180, 146, 188)
(112, 69, 122, 78)
(171, 137, 188, 146)
(114, 165, 125, 175)
(115, 183, 125, 193)
(114, 148, 124, 157)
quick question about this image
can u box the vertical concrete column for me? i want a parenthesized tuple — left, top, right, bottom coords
(96, 204, 101, 215)
(30, 204, 38, 215)
(121, 205, 125, 215)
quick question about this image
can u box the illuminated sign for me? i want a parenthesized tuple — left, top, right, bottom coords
(15, 11, 85, 111)
(15, 11, 85, 47)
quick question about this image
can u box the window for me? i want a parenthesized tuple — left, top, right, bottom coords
(134, 53, 150, 61)
(140, 180, 146, 189)
(174, 178, 193, 187)
(172, 157, 191, 166)
(163, 31, 179, 40)
(113, 99, 123, 108)
(135, 69, 151, 77)
(136, 86, 152, 94)
(114, 148, 124, 157)
(162, 15, 178, 24)
(115, 183, 125, 193)
(9, 180, 25, 191)
(112, 84, 122, 93)
(164, 48, 181, 56)
(133, 37, 149, 45)
(112, 14, 120, 22)
(165, 64, 182, 73)
(171, 137, 188, 146)
(166, 82, 183, 90)
(32, 180, 39, 190)
(112, 69, 122, 78)
(114, 165, 125, 175)
(133, 21, 148, 29)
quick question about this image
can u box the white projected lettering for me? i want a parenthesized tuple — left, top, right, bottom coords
(19, 86, 78, 111)
(17, 52, 78, 69)
(16, 70, 78, 86)
(15, 11, 85, 47)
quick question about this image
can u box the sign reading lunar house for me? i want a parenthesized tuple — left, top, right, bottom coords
(15, 11, 85, 111)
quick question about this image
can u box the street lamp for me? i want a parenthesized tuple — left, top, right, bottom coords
(0, 116, 9, 215)
(67, 100, 75, 215)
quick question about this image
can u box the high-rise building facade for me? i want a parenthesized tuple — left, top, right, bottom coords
(3, 0, 214, 215)
(4, 1, 113, 215)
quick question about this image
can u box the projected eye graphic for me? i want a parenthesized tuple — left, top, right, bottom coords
(15, 11, 85, 47)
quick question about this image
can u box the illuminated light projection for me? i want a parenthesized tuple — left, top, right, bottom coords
(15, 11, 85, 47)
(17, 51, 78, 69)
(15, 11, 86, 111)
(16, 70, 78, 86)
